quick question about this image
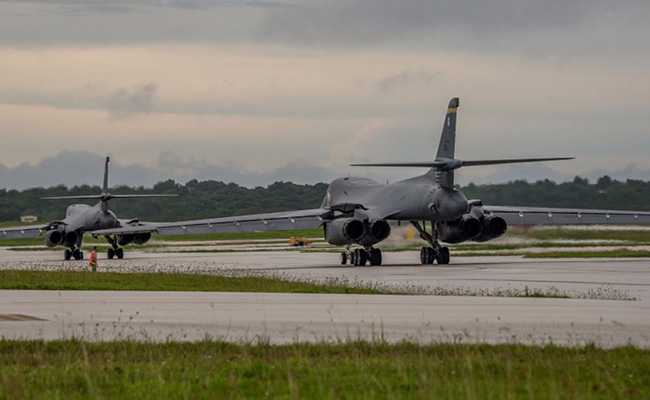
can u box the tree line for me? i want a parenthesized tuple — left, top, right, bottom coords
(1, 176, 648, 223)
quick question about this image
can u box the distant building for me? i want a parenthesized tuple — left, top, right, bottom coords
(20, 215, 38, 223)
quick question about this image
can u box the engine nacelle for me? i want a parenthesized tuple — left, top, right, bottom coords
(46, 230, 64, 247)
(437, 215, 482, 244)
(64, 231, 79, 247)
(472, 216, 507, 242)
(117, 234, 134, 246)
(369, 220, 391, 242)
(324, 218, 366, 246)
(133, 233, 152, 245)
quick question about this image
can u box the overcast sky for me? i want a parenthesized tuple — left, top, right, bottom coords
(1, 0, 649, 189)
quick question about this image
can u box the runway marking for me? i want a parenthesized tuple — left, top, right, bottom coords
(0, 314, 47, 322)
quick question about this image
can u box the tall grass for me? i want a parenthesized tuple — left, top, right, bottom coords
(0, 340, 648, 399)
(0, 270, 382, 295)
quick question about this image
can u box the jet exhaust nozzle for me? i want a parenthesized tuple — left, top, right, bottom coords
(324, 218, 366, 245)
(437, 215, 482, 244)
(64, 231, 79, 247)
(46, 230, 64, 247)
(118, 234, 134, 247)
(473, 216, 508, 242)
(370, 220, 391, 242)
(133, 233, 152, 245)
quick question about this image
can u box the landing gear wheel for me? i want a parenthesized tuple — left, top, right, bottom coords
(437, 247, 450, 265)
(353, 249, 368, 267)
(368, 248, 383, 266)
(419, 247, 436, 265)
(107, 248, 115, 260)
(340, 252, 348, 265)
(64, 249, 72, 261)
(116, 248, 124, 259)
(73, 249, 84, 260)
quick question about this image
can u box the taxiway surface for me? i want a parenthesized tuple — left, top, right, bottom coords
(1, 248, 649, 346)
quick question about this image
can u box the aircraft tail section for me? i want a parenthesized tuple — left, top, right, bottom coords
(350, 97, 574, 189)
(102, 156, 110, 194)
(436, 97, 459, 159)
(43, 155, 177, 205)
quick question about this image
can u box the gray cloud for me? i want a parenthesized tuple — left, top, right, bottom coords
(106, 83, 158, 119)
(258, 0, 650, 55)
(1, 0, 648, 54)
(376, 70, 441, 94)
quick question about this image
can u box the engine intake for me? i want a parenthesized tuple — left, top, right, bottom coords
(473, 216, 507, 242)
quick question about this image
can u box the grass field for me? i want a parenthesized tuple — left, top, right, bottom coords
(0, 340, 648, 399)
(515, 227, 650, 243)
(525, 249, 650, 259)
(0, 270, 382, 294)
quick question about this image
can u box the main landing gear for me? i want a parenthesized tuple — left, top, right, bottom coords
(341, 247, 383, 267)
(64, 248, 84, 261)
(105, 236, 124, 260)
(411, 221, 450, 265)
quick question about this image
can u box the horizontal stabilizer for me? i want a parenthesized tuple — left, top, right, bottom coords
(350, 162, 448, 168)
(351, 157, 573, 171)
(43, 194, 178, 201)
(461, 157, 574, 167)
(108, 194, 178, 199)
(42, 195, 104, 201)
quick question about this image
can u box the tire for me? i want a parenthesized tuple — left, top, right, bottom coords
(369, 248, 382, 266)
(64, 249, 72, 261)
(357, 249, 368, 267)
(107, 248, 115, 260)
(427, 248, 437, 265)
(73, 250, 83, 260)
(420, 247, 435, 265)
(438, 247, 450, 265)
(341, 252, 348, 265)
(351, 250, 358, 266)
(116, 248, 124, 259)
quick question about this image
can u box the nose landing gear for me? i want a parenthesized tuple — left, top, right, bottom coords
(412, 221, 450, 265)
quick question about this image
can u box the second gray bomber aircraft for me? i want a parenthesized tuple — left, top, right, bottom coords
(87, 97, 650, 266)
(0, 157, 176, 260)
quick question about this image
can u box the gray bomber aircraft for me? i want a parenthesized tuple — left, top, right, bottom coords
(86, 98, 650, 266)
(0, 157, 176, 260)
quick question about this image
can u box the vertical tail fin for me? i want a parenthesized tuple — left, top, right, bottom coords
(102, 156, 110, 194)
(432, 98, 459, 189)
(436, 97, 459, 159)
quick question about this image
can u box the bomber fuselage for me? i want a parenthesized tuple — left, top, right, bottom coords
(322, 173, 468, 222)
(60, 203, 120, 234)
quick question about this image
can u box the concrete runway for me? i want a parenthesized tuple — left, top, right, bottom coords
(1, 247, 650, 346)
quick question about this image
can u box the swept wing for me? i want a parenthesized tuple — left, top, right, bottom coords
(484, 205, 650, 225)
(0, 224, 47, 239)
(90, 208, 328, 237)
